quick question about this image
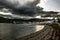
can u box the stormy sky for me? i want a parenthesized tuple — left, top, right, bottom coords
(0, 0, 41, 17)
(0, 0, 40, 9)
(0, 0, 60, 17)
(38, 0, 60, 12)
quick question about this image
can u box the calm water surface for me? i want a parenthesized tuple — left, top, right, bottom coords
(0, 23, 44, 40)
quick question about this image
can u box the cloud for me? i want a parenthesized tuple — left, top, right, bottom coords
(0, 0, 41, 16)
(13, 6, 43, 16)
(0, 0, 40, 9)
(38, 0, 60, 12)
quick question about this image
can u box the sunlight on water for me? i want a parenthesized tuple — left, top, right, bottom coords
(0, 23, 45, 40)
(35, 25, 44, 31)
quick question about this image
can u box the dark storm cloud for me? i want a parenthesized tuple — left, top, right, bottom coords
(0, 0, 40, 9)
(12, 6, 43, 16)
(0, 0, 41, 16)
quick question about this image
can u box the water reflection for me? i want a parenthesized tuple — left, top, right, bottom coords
(35, 25, 44, 31)
(0, 23, 45, 40)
